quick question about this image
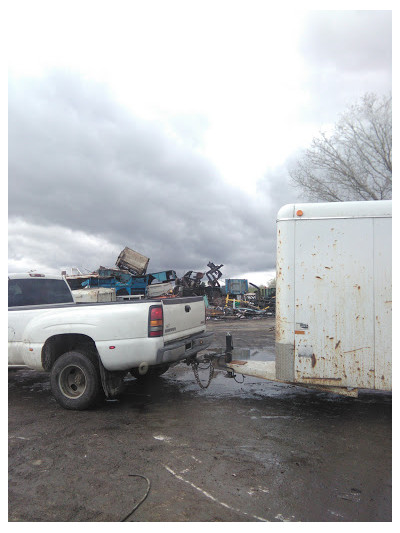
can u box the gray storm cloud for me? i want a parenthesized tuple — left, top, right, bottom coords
(8, 10, 392, 279)
(8, 71, 279, 276)
(301, 11, 392, 72)
(298, 10, 392, 123)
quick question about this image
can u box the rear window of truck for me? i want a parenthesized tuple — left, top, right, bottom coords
(8, 279, 74, 307)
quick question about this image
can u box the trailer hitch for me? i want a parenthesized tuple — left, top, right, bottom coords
(188, 333, 240, 388)
(225, 332, 233, 363)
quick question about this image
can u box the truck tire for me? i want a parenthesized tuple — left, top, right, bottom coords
(50, 351, 102, 410)
(131, 364, 170, 381)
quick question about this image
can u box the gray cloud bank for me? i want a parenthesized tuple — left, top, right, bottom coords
(298, 10, 392, 123)
(8, 10, 392, 280)
(9, 71, 286, 278)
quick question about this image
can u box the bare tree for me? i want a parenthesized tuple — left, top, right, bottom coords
(289, 93, 392, 201)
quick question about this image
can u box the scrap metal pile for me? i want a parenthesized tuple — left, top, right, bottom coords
(64, 247, 275, 318)
(207, 290, 275, 320)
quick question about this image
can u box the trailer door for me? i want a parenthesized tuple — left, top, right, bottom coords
(293, 217, 375, 389)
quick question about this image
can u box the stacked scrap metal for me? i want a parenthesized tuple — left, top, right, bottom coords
(64, 247, 275, 316)
(65, 248, 226, 303)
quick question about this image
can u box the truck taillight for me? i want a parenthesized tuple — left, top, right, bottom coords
(148, 305, 163, 337)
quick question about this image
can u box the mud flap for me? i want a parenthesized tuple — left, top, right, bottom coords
(98, 359, 127, 399)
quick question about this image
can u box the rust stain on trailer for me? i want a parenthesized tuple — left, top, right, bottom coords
(343, 347, 371, 354)
(335, 340, 341, 350)
(301, 377, 342, 382)
(311, 354, 316, 368)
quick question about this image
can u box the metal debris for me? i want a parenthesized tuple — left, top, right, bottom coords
(205, 262, 223, 287)
(116, 247, 150, 275)
(63, 248, 274, 317)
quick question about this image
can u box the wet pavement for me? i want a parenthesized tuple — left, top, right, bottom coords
(8, 318, 392, 522)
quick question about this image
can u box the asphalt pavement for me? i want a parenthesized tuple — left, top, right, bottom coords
(8, 317, 392, 522)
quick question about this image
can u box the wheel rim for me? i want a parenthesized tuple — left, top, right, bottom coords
(58, 364, 87, 399)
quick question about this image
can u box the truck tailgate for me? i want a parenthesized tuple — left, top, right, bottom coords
(161, 297, 206, 341)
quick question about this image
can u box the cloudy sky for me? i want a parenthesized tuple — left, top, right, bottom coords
(7, 2, 392, 286)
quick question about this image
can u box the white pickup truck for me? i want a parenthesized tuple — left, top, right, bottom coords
(8, 273, 212, 409)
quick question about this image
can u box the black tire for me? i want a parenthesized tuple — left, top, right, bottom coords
(50, 351, 102, 410)
(131, 364, 170, 381)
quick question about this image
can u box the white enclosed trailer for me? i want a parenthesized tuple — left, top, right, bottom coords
(225, 200, 392, 396)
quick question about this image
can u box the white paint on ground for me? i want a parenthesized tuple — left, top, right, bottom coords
(275, 513, 294, 521)
(153, 435, 172, 442)
(164, 465, 269, 522)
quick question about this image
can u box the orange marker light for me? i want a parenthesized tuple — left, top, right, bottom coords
(296, 210, 303, 217)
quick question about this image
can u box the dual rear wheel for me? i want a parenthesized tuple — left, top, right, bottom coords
(50, 351, 170, 409)
(130, 364, 170, 381)
(50, 351, 102, 410)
